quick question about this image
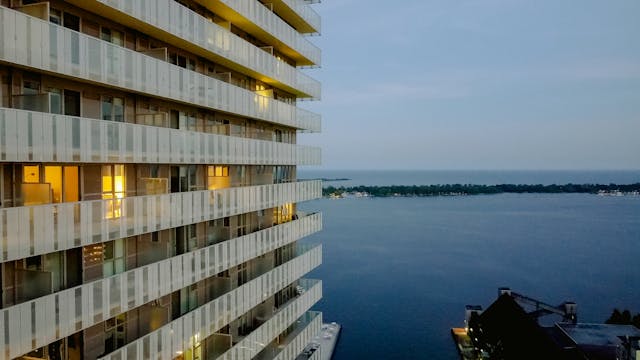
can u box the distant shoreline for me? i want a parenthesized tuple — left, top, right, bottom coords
(303, 178, 351, 182)
(323, 183, 640, 198)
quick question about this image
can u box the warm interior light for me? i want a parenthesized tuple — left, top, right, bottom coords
(103, 165, 125, 219)
(208, 166, 230, 190)
(23, 165, 40, 183)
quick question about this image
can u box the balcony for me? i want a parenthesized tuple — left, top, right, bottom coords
(216, 278, 322, 360)
(258, 311, 322, 360)
(0, 107, 321, 165)
(193, 0, 321, 66)
(0, 217, 321, 359)
(0, 6, 321, 132)
(65, 0, 321, 98)
(0, 180, 322, 262)
(269, 0, 321, 34)
(96, 246, 322, 360)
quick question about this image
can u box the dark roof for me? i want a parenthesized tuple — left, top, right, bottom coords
(475, 294, 584, 360)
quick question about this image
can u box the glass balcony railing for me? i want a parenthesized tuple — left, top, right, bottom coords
(0, 6, 321, 132)
(279, 0, 322, 33)
(195, 0, 321, 66)
(96, 245, 322, 360)
(216, 277, 322, 360)
(0, 180, 322, 263)
(0, 216, 322, 359)
(255, 311, 322, 360)
(0, 107, 321, 166)
(87, 0, 320, 98)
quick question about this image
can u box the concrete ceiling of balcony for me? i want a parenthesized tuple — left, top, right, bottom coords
(193, 0, 318, 67)
(268, 0, 320, 34)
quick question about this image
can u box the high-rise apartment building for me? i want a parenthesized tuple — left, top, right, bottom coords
(0, 0, 322, 359)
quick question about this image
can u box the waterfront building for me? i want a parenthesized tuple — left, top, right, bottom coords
(453, 289, 640, 360)
(0, 0, 322, 359)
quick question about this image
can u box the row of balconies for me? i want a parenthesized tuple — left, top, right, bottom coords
(0, 179, 322, 262)
(217, 278, 322, 360)
(97, 249, 322, 360)
(0, 6, 321, 132)
(193, 0, 321, 65)
(0, 107, 321, 165)
(72, 0, 320, 98)
(0, 212, 320, 358)
(0, 241, 321, 359)
(269, 311, 322, 360)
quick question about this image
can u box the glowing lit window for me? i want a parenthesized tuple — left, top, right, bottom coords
(103, 165, 125, 219)
(207, 165, 229, 190)
(23, 165, 40, 183)
(274, 203, 294, 224)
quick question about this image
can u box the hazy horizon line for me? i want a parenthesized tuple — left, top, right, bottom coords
(299, 168, 640, 172)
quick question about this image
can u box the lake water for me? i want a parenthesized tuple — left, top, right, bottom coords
(297, 171, 640, 359)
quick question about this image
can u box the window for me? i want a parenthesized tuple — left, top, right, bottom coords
(104, 314, 126, 354)
(22, 79, 40, 95)
(236, 262, 248, 287)
(101, 96, 124, 122)
(63, 12, 80, 31)
(17, 164, 78, 205)
(100, 28, 124, 46)
(207, 166, 229, 190)
(102, 165, 125, 219)
(207, 218, 229, 246)
(49, 8, 62, 25)
(103, 239, 125, 276)
(180, 285, 198, 315)
(170, 165, 199, 193)
(64, 90, 81, 116)
(274, 203, 293, 225)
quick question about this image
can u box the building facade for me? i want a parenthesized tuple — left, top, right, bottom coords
(0, 0, 322, 359)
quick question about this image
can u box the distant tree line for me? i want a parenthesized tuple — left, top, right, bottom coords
(322, 183, 640, 197)
(605, 309, 640, 329)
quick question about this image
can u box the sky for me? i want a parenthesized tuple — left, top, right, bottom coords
(297, 0, 640, 170)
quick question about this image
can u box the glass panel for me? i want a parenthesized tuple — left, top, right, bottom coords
(23, 165, 40, 183)
(102, 97, 113, 121)
(44, 166, 63, 203)
(113, 97, 124, 122)
(63, 166, 79, 202)
(64, 90, 80, 116)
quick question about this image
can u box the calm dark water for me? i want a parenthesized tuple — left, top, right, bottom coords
(299, 193, 640, 359)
